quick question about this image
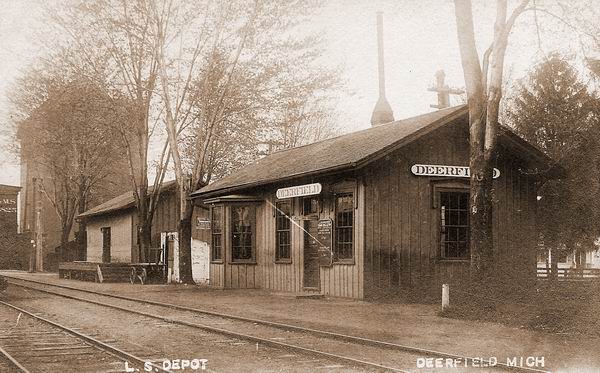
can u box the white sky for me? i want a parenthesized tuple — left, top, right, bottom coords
(0, 0, 589, 185)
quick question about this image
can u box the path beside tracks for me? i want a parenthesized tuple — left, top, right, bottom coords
(3, 274, 551, 373)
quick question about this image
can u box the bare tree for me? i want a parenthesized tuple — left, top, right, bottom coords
(453, 0, 531, 283)
(48, 1, 170, 262)
(150, 0, 339, 283)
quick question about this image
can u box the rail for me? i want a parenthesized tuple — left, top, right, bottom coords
(4, 275, 551, 373)
(0, 299, 169, 373)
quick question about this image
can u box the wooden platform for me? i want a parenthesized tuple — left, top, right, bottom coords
(58, 262, 166, 284)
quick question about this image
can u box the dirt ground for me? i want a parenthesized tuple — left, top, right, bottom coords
(2, 271, 600, 372)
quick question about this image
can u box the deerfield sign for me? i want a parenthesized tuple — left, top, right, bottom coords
(411, 164, 500, 179)
(276, 183, 322, 199)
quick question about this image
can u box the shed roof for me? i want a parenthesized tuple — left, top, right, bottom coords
(192, 105, 560, 198)
(0, 184, 21, 193)
(78, 180, 177, 219)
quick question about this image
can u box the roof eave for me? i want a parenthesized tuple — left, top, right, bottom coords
(191, 106, 470, 199)
(77, 203, 136, 220)
(355, 105, 469, 169)
(191, 163, 356, 200)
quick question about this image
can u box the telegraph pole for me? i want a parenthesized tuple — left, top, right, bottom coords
(428, 70, 464, 109)
(31, 177, 44, 272)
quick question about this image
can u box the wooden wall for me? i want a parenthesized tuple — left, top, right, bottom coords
(209, 204, 260, 289)
(362, 118, 538, 299)
(205, 177, 364, 298)
(258, 196, 303, 293)
(202, 117, 539, 299)
(86, 211, 133, 263)
(151, 190, 179, 246)
(316, 181, 364, 299)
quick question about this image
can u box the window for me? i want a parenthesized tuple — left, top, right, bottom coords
(211, 206, 223, 262)
(231, 205, 255, 262)
(334, 192, 353, 261)
(275, 201, 292, 261)
(440, 191, 469, 259)
(302, 197, 319, 216)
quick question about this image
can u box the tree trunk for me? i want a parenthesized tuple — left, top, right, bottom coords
(60, 227, 71, 262)
(178, 199, 195, 284)
(76, 189, 87, 261)
(469, 158, 495, 284)
(137, 215, 151, 263)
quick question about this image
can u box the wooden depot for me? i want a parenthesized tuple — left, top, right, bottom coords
(191, 106, 563, 299)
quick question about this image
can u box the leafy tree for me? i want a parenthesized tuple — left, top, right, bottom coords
(49, 1, 168, 262)
(15, 71, 129, 260)
(505, 55, 600, 274)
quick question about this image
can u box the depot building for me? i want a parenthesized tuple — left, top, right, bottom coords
(190, 105, 562, 299)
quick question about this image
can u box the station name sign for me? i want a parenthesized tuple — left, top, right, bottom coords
(411, 164, 500, 179)
(276, 183, 322, 199)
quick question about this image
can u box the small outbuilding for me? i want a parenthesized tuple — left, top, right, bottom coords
(0, 184, 29, 269)
(190, 105, 561, 299)
(75, 180, 211, 283)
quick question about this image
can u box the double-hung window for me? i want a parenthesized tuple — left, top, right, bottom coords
(334, 192, 354, 261)
(439, 191, 469, 259)
(231, 205, 255, 262)
(275, 201, 292, 262)
(211, 206, 223, 262)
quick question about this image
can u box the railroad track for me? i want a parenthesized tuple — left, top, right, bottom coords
(0, 298, 167, 373)
(4, 275, 552, 373)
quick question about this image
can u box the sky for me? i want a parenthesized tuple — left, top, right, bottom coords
(0, 0, 589, 186)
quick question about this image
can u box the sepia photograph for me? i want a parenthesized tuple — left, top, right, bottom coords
(0, 0, 599, 372)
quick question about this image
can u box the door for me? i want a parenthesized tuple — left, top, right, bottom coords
(303, 220, 320, 289)
(191, 239, 210, 284)
(101, 227, 111, 263)
(162, 232, 180, 283)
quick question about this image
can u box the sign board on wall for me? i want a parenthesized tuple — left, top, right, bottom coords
(317, 219, 333, 266)
(411, 164, 500, 179)
(0, 197, 17, 213)
(276, 183, 322, 199)
(195, 217, 211, 230)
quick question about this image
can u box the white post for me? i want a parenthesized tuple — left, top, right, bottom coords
(442, 283, 450, 311)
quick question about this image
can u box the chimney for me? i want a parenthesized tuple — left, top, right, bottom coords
(370, 11, 394, 127)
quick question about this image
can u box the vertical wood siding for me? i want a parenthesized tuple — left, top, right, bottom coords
(363, 119, 538, 299)
(258, 195, 302, 293)
(256, 182, 364, 299)
(151, 190, 179, 246)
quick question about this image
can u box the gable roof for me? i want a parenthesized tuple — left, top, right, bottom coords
(191, 105, 560, 198)
(78, 180, 177, 219)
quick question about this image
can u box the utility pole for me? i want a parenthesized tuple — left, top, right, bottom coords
(428, 70, 464, 109)
(32, 177, 44, 272)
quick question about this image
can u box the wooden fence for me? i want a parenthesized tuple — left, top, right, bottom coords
(537, 266, 600, 281)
